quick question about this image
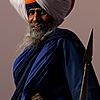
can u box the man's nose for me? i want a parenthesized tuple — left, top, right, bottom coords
(33, 11, 39, 22)
(29, 11, 41, 23)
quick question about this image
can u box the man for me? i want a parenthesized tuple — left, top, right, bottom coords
(10, 0, 100, 100)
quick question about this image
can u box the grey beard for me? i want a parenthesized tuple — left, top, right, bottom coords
(18, 21, 57, 50)
(29, 21, 50, 41)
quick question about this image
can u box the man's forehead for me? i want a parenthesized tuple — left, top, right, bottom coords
(29, 8, 42, 11)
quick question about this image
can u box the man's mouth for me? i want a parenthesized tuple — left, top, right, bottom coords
(34, 24, 40, 28)
(30, 24, 41, 29)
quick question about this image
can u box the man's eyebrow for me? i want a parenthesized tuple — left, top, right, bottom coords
(29, 8, 42, 11)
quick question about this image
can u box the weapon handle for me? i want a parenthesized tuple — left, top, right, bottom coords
(79, 64, 90, 100)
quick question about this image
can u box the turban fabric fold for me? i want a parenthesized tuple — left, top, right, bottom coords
(25, 0, 36, 4)
(25, 0, 41, 11)
(26, 2, 41, 11)
(9, 0, 75, 25)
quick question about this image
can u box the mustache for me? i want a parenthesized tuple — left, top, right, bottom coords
(29, 21, 48, 29)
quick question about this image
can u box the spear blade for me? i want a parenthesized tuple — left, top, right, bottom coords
(84, 29, 93, 63)
(79, 29, 93, 100)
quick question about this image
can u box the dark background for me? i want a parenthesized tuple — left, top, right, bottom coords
(0, 0, 100, 100)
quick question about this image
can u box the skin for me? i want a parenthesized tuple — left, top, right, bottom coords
(28, 8, 54, 27)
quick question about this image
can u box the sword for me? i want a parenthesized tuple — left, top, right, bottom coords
(79, 29, 93, 100)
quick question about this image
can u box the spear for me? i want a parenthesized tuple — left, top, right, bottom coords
(79, 29, 93, 100)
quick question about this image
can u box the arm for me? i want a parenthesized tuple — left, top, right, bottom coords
(62, 39, 100, 100)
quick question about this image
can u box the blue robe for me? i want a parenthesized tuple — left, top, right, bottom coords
(11, 28, 100, 100)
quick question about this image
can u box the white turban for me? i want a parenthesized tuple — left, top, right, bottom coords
(9, 0, 75, 25)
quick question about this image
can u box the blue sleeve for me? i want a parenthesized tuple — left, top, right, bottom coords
(62, 39, 100, 100)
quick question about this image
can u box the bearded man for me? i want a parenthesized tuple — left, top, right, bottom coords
(9, 0, 100, 100)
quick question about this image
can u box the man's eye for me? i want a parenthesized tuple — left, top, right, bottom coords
(41, 9, 47, 15)
(29, 10, 35, 15)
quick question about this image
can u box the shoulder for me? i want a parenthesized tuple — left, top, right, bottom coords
(53, 28, 77, 37)
(49, 28, 85, 56)
(46, 28, 82, 45)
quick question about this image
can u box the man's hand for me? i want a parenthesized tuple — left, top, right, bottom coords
(31, 93, 43, 100)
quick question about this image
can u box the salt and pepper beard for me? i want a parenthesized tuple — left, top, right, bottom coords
(18, 20, 57, 50)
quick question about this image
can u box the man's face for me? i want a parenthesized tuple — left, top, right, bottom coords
(28, 8, 54, 29)
(24, 7, 56, 48)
